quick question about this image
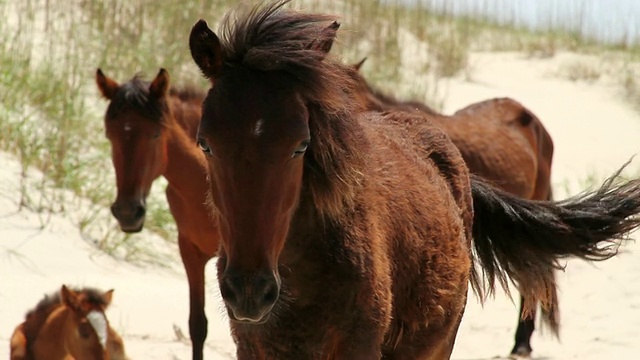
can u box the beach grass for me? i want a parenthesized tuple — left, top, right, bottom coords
(1, 0, 638, 261)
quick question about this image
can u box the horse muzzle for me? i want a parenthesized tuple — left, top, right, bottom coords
(220, 269, 280, 324)
(110, 200, 146, 233)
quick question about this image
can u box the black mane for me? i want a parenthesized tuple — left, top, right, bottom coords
(217, 0, 352, 112)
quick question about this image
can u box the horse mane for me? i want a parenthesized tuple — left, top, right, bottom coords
(217, 0, 367, 218)
(21, 287, 110, 350)
(349, 68, 439, 116)
(373, 89, 439, 116)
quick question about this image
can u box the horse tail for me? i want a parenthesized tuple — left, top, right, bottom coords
(469, 163, 640, 314)
(537, 188, 560, 338)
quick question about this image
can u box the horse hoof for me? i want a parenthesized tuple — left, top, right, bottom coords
(508, 345, 532, 359)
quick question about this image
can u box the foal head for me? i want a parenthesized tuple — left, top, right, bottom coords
(96, 69, 171, 232)
(30, 285, 114, 359)
(190, 2, 346, 323)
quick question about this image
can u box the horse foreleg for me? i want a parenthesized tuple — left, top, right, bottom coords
(510, 296, 535, 358)
(179, 236, 210, 360)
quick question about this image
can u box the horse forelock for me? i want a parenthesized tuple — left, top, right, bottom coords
(213, 0, 367, 219)
(217, 1, 358, 112)
(106, 75, 165, 122)
(78, 287, 111, 309)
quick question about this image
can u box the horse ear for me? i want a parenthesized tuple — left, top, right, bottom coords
(149, 68, 170, 98)
(60, 285, 79, 310)
(307, 21, 340, 55)
(353, 57, 367, 71)
(96, 69, 120, 100)
(102, 289, 114, 306)
(189, 19, 223, 79)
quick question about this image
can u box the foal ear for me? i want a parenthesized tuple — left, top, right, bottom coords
(96, 69, 120, 100)
(60, 285, 79, 310)
(189, 19, 223, 79)
(149, 68, 170, 98)
(353, 57, 367, 71)
(307, 21, 340, 55)
(101, 289, 114, 307)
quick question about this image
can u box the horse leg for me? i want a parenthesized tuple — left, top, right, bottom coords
(382, 312, 466, 360)
(510, 296, 535, 358)
(383, 295, 467, 360)
(179, 235, 210, 360)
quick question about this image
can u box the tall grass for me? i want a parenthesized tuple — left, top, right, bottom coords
(0, 0, 638, 262)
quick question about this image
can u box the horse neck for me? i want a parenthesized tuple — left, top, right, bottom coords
(21, 301, 60, 351)
(32, 306, 71, 359)
(162, 97, 209, 198)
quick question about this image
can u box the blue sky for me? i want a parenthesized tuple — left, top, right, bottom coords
(392, 0, 640, 45)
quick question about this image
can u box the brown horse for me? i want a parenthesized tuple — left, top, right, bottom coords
(10, 285, 127, 360)
(347, 56, 556, 357)
(96, 69, 219, 360)
(189, 2, 640, 359)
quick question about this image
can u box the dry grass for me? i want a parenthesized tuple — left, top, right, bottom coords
(0, 0, 638, 260)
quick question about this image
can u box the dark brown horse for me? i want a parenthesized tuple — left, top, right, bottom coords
(96, 69, 219, 360)
(189, 2, 640, 358)
(10, 285, 127, 360)
(347, 56, 556, 357)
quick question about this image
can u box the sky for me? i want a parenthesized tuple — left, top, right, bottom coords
(393, 0, 640, 45)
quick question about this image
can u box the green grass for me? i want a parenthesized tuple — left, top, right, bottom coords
(0, 0, 638, 262)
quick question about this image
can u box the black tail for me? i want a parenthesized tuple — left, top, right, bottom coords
(538, 188, 560, 337)
(469, 165, 640, 313)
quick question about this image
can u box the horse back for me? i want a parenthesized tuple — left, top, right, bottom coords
(435, 98, 544, 198)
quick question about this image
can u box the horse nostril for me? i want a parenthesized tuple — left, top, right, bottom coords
(134, 205, 146, 220)
(220, 276, 240, 305)
(261, 282, 279, 305)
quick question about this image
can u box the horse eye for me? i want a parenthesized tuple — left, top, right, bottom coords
(292, 140, 310, 158)
(78, 322, 92, 339)
(197, 139, 212, 155)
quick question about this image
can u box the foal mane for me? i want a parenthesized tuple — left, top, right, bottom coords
(216, 0, 367, 218)
(21, 287, 109, 349)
